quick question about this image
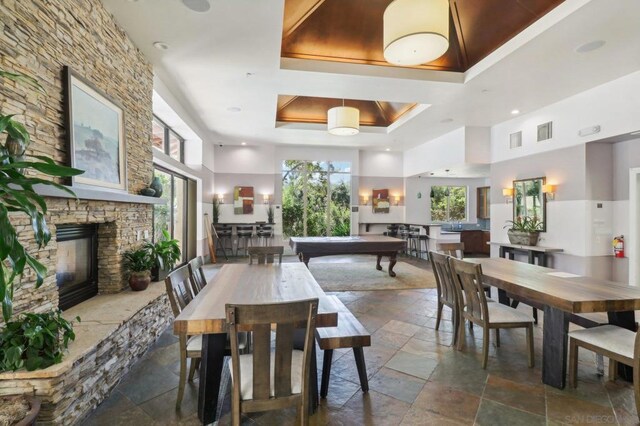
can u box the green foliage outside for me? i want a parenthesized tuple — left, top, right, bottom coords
(282, 160, 351, 237)
(152, 170, 171, 242)
(431, 186, 467, 222)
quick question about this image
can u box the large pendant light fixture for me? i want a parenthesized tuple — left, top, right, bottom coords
(327, 100, 360, 136)
(383, 0, 450, 67)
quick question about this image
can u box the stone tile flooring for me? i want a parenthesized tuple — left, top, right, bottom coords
(85, 255, 638, 425)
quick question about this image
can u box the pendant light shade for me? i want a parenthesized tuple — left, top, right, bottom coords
(383, 0, 450, 67)
(327, 106, 360, 136)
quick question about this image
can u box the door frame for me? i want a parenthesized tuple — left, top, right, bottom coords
(628, 167, 640, 286)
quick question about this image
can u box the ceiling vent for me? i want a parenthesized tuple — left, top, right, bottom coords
(537, 121, 553, 142)
(509, 131, 522, 149)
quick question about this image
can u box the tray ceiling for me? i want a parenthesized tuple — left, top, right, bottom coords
(281, 0, 565, 72)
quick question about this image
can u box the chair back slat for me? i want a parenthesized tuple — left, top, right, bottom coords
(429, 251, 459, 308)
(225, 299, 318, 405)
(274, 323, 294, 397)
(164, 265, 195, 317)
(448, 258, 488, 324)
(188, 256, 207, 294)
(438, 242, 465, 259)
(248, 246, 284, 265)
(252, 323, 272, 400)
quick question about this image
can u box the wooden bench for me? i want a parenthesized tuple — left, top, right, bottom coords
(316, 295, 371, 398)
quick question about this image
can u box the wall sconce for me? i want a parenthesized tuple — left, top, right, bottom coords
(217, 193, 225, 204)
(502, 188, 513, 204)
(394, 195, 401, 206)
(361, 195, 369, 205)
(543, 184, 556, 201)
(263, 194, 272, 204)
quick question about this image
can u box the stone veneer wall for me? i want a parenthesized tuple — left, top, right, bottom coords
(0, 291, 172, 425)
(0, 0, 156, 316)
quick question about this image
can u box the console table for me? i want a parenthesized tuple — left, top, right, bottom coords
(488, 242, 563, 267)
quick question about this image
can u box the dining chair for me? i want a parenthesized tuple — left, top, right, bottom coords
(437, 242, 465, 259)
(448, 257, 534, 369)
(568, 325, 640, 419)
(225, 298, 319, 426)
(164, 265, 200, 409)
(247, 246, 284, 265)
(428, 251, 461, 346)
(187, 256, 207, 295)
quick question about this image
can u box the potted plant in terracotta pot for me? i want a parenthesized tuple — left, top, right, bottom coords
(123, 247, 154, 291)
(144, 229, 181, 282)
(504, 216, 543, 246)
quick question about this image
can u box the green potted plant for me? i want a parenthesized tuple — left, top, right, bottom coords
(212, 197, 221, 224)
(266, 204, 274, 224)
(144, 229, 181, 281)
(504, 216, 543, 246)
(123, 247, 154, 291)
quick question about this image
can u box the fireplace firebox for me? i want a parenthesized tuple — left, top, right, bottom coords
(56, 224, 99, 310)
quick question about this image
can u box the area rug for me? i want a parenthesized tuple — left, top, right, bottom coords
(308, 261, 436, 291)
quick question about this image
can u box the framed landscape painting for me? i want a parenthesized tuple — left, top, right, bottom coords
(234, 186, 254, 214)
(372, 188, 390, 213)
(65, 67, 127, 191)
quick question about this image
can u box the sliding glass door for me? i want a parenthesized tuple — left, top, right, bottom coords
(153, 167, 191, 263)
(282, 160, 351, 237)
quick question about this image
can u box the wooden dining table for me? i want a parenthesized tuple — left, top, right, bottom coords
(173, 263, 340, 424)
(468, 257, 640, 389)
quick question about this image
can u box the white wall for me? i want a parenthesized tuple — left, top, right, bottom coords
(403, 128, 466, 177)
(359, 151, 403, 177)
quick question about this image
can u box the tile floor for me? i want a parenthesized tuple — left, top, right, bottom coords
(85, 255, 638, 425)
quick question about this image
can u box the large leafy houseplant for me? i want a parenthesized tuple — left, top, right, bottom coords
(123, 247, 154, 291)
(0, 311, 78, 372)
(143, 229, 181, 281)
(0, 69, 83, 322)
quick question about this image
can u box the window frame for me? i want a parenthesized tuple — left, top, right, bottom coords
(430, 185, 468, 222)
(152, 115, 185, 163)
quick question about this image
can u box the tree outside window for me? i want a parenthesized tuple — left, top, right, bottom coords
(431, 186, 467, 222)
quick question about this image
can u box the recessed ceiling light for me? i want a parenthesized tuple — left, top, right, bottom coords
(226, 106, 242, 112)
(575, 40, 606, 53)
(440, 118, 453, 123)
(182, 0, 211, 13)
(153, 41, 169, 50)
(385, 148, 391, 151)
(241, 142, 247, 146)
(511, 109, 520, 115)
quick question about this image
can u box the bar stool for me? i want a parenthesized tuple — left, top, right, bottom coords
(412, 235, 430, 260)
(213, 224, 233, 258)
(256, 223, 273, 246)
(235, 225, 254, 257)
(384, 224, 399, 237)
(398, 225, 410, 254)
(407, 227, 421, 257)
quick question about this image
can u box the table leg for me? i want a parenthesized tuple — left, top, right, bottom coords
(499, 246, 505, 258)
(608, 310, 636, 381)
(376, 255, 383, 271)
(198, 333, 227, 424)
(527, 251, 535, 264)
(498, 289, 510, 306)
(542, 306, 569, 389)
(388, 253, 397, 277)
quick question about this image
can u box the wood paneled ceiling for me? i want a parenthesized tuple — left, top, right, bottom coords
(277, 95, 417, 127)
(282, 0, 565, 72)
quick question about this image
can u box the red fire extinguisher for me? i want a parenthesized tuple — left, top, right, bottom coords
(613, 235, 625, 258)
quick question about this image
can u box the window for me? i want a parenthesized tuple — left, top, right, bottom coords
(152, 116, 184, 162)
(431, 186, 467, 222)
(153, 166, 192, 263)
(282, 161, 351, 237)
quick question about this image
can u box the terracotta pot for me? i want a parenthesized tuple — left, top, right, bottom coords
(507, 230, 540, 246)
(2, 395, 41, 426)
(129, 271, 150, 291)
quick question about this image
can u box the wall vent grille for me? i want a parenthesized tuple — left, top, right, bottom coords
(509, 131, 522, 149)
(537, 121, 553, 142)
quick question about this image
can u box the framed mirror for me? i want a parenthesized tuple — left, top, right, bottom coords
(513, 177, 546, 232)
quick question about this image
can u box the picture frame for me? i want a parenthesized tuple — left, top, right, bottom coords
(65, 66, 127, 192)
(372, 188, 390, 213)
(234, 186, 254, 214)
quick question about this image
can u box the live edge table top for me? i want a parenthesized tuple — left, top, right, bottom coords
(289, 235, 406, 256)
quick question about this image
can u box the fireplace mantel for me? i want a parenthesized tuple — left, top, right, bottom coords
(34, 184, 166, 205)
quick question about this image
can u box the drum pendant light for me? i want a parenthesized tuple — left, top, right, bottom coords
(327, 100, 360, 136)
(383, 0, 450, 66)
